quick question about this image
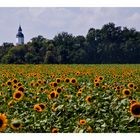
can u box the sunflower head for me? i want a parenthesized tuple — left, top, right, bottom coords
(98, 76, 104, 82)
(56, 78, 61, 83)
(12, 78, 18, 84)
(70, 78, 77, 84)
(64, 78, 70, 83)
(122, 89, 131, 96)
(85, 96, 92, 104)
(76, 91, 82, 97)
(94, 82, 100, 87)
(34, 104, 42, 112)
(94, 79, 98, 83)
(13, 91, 24, 101)
(130, 102, 140, 117)
(39, 103, 46, 110)
(49, 91, 58, 99)
(7, 80, 12, 86)
(130, 100, 137, 105)
(17, 82, 22, 87)
(18, 86, 24, 92)
(86, 125, 93, 133)
(128, 83, 134, 89)
(79, 119, 86, 125)
(11, 119, 22, 130)
(51, 128, 59, 133)
(56, 87, 62, 93)
(0, 113, 8, 132)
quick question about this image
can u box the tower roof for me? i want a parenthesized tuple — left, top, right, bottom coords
(16, 25, 24, 38)
(18, 25, 22, 32)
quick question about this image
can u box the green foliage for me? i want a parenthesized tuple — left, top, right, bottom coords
(0, 22, 140, 64)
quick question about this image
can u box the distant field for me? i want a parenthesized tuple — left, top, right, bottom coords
(0, 64, 140, 132)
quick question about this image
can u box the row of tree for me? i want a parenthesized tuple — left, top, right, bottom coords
(0, 22, 140, 64)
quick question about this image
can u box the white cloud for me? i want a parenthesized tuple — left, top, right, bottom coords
(0, 7, 140, 45)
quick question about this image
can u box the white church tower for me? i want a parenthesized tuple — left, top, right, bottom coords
(16, 25, 24, 45)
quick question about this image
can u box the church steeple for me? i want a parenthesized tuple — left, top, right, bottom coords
(16, 25, 24, 45)
(18, 25, 22, 32)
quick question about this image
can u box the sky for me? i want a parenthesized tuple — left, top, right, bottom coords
(0, 7, 140, 45)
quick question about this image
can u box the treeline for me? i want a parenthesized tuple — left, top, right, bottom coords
(0, 22, 140, 64)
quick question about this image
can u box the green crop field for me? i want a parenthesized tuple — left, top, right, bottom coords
(0, 64, 140, 133)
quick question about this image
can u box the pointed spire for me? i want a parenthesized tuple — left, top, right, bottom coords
(18, 25, 22, 32)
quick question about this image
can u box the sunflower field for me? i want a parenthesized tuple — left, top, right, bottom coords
(0, 64, 140, 133)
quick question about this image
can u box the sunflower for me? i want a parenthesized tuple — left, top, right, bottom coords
(70, 78, 77, 84)
(86, 126, 93, 133)
(130, 102, 140, 117)
(133, 85, 138, 91)
(85, 96, 92, 104)
(1, 83, 6, 87)
(13, 91, 24, 101)
(78, 88, 83, 92)
(122, 89, 131, 96)
(98, 76, 104, 82)
(56, 78, 61, 83)
(17, 86, 24, 92)
(79, 119, 86, 125)
(94, 82, 100, 87)
(12, 78, 18, 84)
(34, 104, 42, 112)
(0, 113, 8, 132)
(6, 80, 12, 86)
(130, 100, 137, 105)
(29, 81, 34, 87)
(17, 82, 22, 87)
(94, 79, 98, 83)
(51, 128, 59, 133)
(76, 91, 82, 97)
(37, 79, 42, 85)
(12, 84, 17, 90)
(39, 103, 46, 110)
(50, 82, 58, 87)
(102, 85, 106, 90)
(128, 83, 134, 89)
(10, 119, 22, 130)
(56, 87, 62, 93)
(64, 78, 70, 83)
(49, 91, 58, 99)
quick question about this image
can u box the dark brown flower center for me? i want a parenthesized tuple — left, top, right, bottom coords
(54, 83, 57, 87)
(88, 97, 91, 102)
(57, 88, 61, 93)
(0, 119, 3, 127)
(13, 123, 21, 128)
(51, 93, 55, 98)
(15, 93, 21, 98)
(57, 79, 60, 83)
(13, 80, 18, 83)
(7, 81, 11, 85)
(18, 87, 24, 92)
(66, 79, 69, 82)
(96, 83, 99, 86)
(132, 105, 140, 115)
(99, 77, 103, 80)
(52, 129, 58, 133)
(39, 104, 45, 110)
(130, 84, 133, 87)
(125, 90, 130, 95)
(36, 107, 40, 111)
(72, 79, 76, 83)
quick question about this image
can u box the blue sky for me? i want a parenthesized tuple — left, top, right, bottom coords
(0, 7, 140, 45)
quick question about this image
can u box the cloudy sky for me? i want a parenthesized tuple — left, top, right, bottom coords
(0, 7, 140, 45)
